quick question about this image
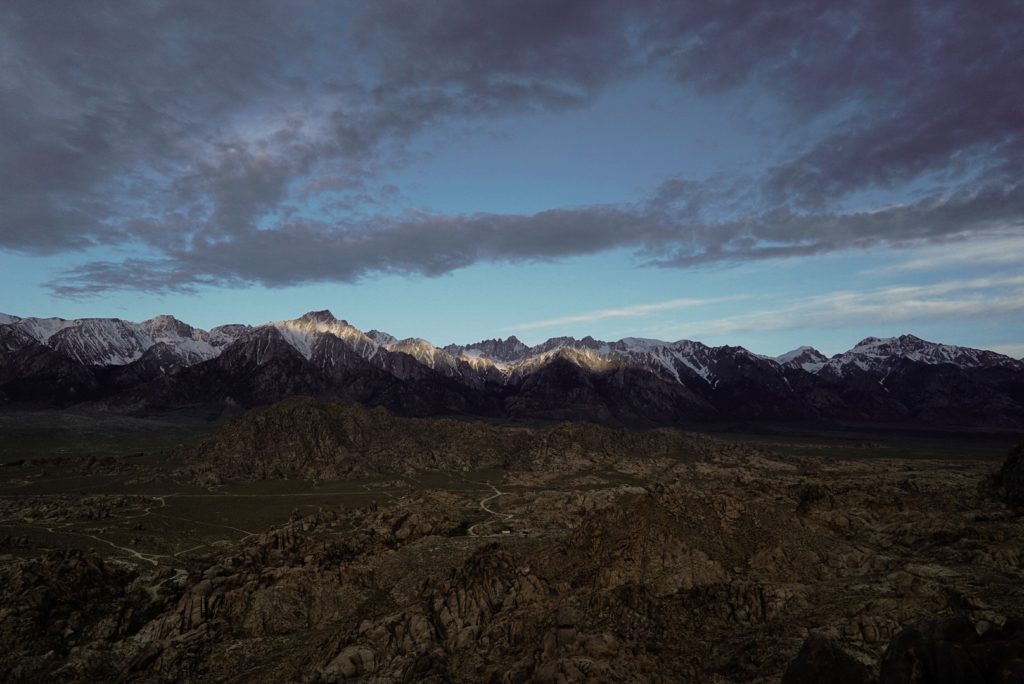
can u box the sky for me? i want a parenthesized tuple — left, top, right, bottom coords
(0, 1, 1022, 357)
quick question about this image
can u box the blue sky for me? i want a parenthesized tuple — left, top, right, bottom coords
(1, 2, 1022, 358)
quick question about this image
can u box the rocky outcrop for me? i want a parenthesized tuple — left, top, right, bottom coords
(175, 396, 729, 483)
(879, 617, 1024, 683)
(993, 442, 1024, 508)
(782, 635, 870, 684)
(0, 550, 164, 682)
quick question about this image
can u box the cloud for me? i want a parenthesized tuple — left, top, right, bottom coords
(989, 343, 1024, 360)
(49, 187, 1024, 296)
(350, 0, 636, 111)
(0, 1, 317, 253)
(507, 296, 742, 332)
(871, 233, 1024, 273)
(1, 1, 1022, 295)
(670, 275, 1024, 339)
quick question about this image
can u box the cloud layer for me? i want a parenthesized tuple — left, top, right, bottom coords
(508, 296, 742, 332)
(2, 1, 1022, 295)
(676, 275, 1024, 339)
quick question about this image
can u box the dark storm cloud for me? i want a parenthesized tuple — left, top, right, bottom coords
(0, 0, 312, 252)
(53, 179, 1024, 296)
(51, 206, 670, 295)
(351, 0, 635, 110)
(1, 1, 1022, 294)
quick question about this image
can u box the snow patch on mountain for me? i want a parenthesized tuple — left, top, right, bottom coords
(47, 319, 150, 365)
(13, 317, 77, 343)
(209, 324, 252, 348)
(0, 325, 36, 353)
(616, 337, 671, 352)
(2, 314, 250, 367)
(366, 329, 398, 346)
(387, 338, 459, 373)
(457, 351, 507, 369)
(444, 336, 531, 363)
(776, 346, 816, 364)
(271, 323, 319, 359)
(139, 315, 221, 365)
(775, 346, 828, 372)
(268, 310, 380, 360)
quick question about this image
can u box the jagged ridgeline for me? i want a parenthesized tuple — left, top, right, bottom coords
(176, 396, 731, 483)
(3, 309, 1024, 426)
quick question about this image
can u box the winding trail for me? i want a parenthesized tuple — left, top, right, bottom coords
(464, 479, 515, 537)
(78, 532, 167, 566)
(111, 495, 168, 521)
(479, 482, 513, 520)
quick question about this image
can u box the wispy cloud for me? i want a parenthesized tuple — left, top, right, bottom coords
(872, 232, 1024, 274)
(508, 296, 741, 332)
(665, 275, 1024, 339)
(990, 343, 1024, 359)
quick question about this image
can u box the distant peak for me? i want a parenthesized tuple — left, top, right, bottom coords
(778, 345, 818, 356)
(465, 335, 525, 346)
(619, 336, 670, 348)
(299, 310, 339, 324)
(543, 335, 576, 345)
(776, 345, 827, 366)
(855, 334, 933, 349)
(365, 329, 397, 345)
(854, 336, 884, 347)
(394, 337, 434, 347)
(142, 314, 196, 337)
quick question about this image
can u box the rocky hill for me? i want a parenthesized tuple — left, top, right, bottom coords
(176, 396, 722, 483)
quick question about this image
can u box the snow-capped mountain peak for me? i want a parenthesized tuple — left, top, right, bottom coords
(209, 324, 252, 348)
(386, 338, 459, 372)
(775, 346, 828, 372)
(819, 334, 1021, 376)
(0, 314, 248, 367)
(616, 337, 671, 351)
(138, 315, 223, 365)
(365, 329, 398, 346)
(269, 312, 379, 360)
(10, 316, 77, 343)
(141, 314, 194, 336)
(299, 310, 344, 325)
(3, 308, 1020, 396)
(443, 335, 531, 362)
(46, 318, 151, 365)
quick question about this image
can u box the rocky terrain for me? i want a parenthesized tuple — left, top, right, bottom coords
(2, 310, 1024, 428)
(175, 396, 735, 484)
(994, 442, 1024, 509)
(1, 401, 1022, 682)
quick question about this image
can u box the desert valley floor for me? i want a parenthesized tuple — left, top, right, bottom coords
(1, 403, 1022, 683)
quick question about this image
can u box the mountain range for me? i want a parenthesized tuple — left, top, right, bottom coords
(1, 309, 1023, 427)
